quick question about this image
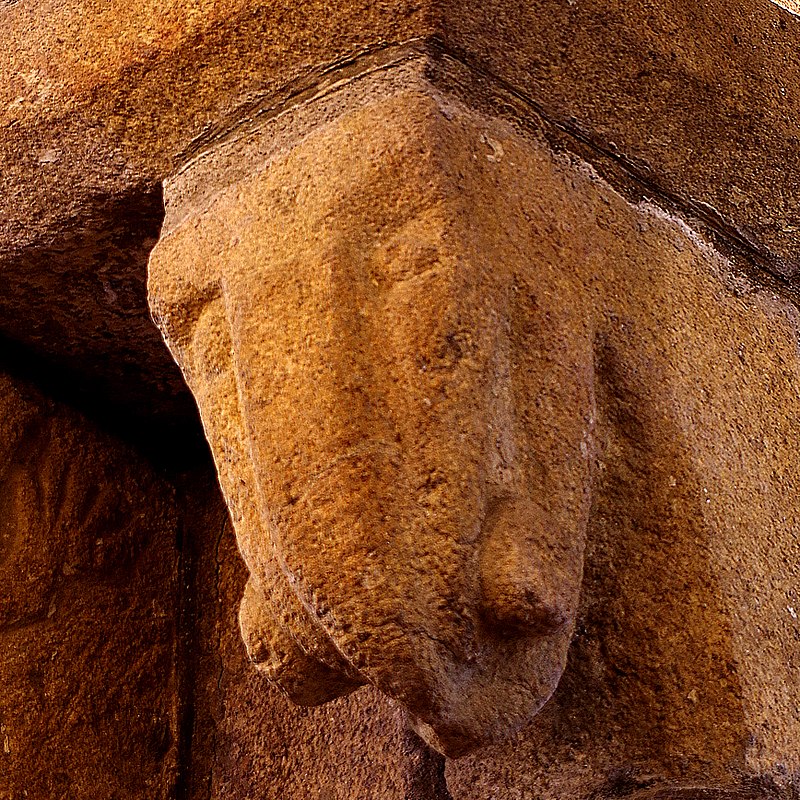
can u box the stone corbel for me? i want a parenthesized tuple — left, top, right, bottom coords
(148, 67, 594, 757)
(148, 57, 800, 781)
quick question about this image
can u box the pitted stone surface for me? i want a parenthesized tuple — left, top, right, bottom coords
(186, 504, 453, 799)
(149, 80, 800, 790)
(2, 1, 800, 796)
(1, 0, 799, 444)
(0, 372, 180, 798)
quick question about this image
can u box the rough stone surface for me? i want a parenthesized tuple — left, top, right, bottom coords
(0, 370, 452, 798)
(2, 1, 800, 797)
(0, 371, 180, 798)
(185, 496, 452, 799)
(150, 82, 592, 758)
(2, 0, 798, 268)
(150, 79, 800, 792)
(2, 0, 799, 445)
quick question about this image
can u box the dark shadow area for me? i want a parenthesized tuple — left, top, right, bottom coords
(0, 334, 210, 471)
(0, 183, 210, 470)
(402, 725, 454, 800)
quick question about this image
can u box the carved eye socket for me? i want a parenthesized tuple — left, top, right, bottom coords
(150, 282, 222, 361)
(148, 222, 224, 358)
(187, 296, 233, 381)
(368, 224, 445, 289)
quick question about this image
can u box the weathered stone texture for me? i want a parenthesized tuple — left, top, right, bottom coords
(2, 0, 799, 444)
(187, 507, 451, 799)
(2, 0, 800, 797)
(0, 372, 180, 798)
(0, 376, 445, 799)
(3, 0, 798, 269)
(150, 77, 800, 793)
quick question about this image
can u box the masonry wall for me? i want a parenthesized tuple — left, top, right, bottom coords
(2, 1, 800, 798)
(0, 372, 180, 798)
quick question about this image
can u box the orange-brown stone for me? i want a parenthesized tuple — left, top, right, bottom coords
(0, 372, 180, 798)
(149, 70, 800, 791)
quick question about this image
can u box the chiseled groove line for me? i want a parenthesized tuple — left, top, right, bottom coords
(424, 35, 799, 292)
(181, 35, 797, 293)
(177, 38, 429, 165)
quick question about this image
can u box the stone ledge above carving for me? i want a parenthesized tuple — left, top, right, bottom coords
(3, 1, 798, 453)
(149, 66, 800, 787)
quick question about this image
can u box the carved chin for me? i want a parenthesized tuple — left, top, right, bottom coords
(240, 569, 572, 757)
(235, 485, 581, 756)
(238, 579, 365, 706)
(407, 623, 573, 758)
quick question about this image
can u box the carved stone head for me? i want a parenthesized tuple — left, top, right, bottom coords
(148, 84, 800, 768)
(148, 90, 595, 755)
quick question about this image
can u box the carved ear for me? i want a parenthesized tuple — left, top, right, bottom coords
(478, 498, 577, 635)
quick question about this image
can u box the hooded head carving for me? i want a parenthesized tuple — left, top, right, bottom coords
(148, 91, 595, 756)
(148, 84, 800, 767)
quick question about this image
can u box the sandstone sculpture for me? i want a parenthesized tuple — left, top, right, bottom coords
(3, 0, 799, 796)
(149, 69, 800, 769)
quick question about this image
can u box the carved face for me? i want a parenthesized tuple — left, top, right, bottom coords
(148, 94, 596, 755)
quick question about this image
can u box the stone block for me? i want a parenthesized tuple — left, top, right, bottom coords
(0, 373, 180, 798)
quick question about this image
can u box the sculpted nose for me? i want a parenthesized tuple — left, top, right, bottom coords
(478, 498, 579, 634)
